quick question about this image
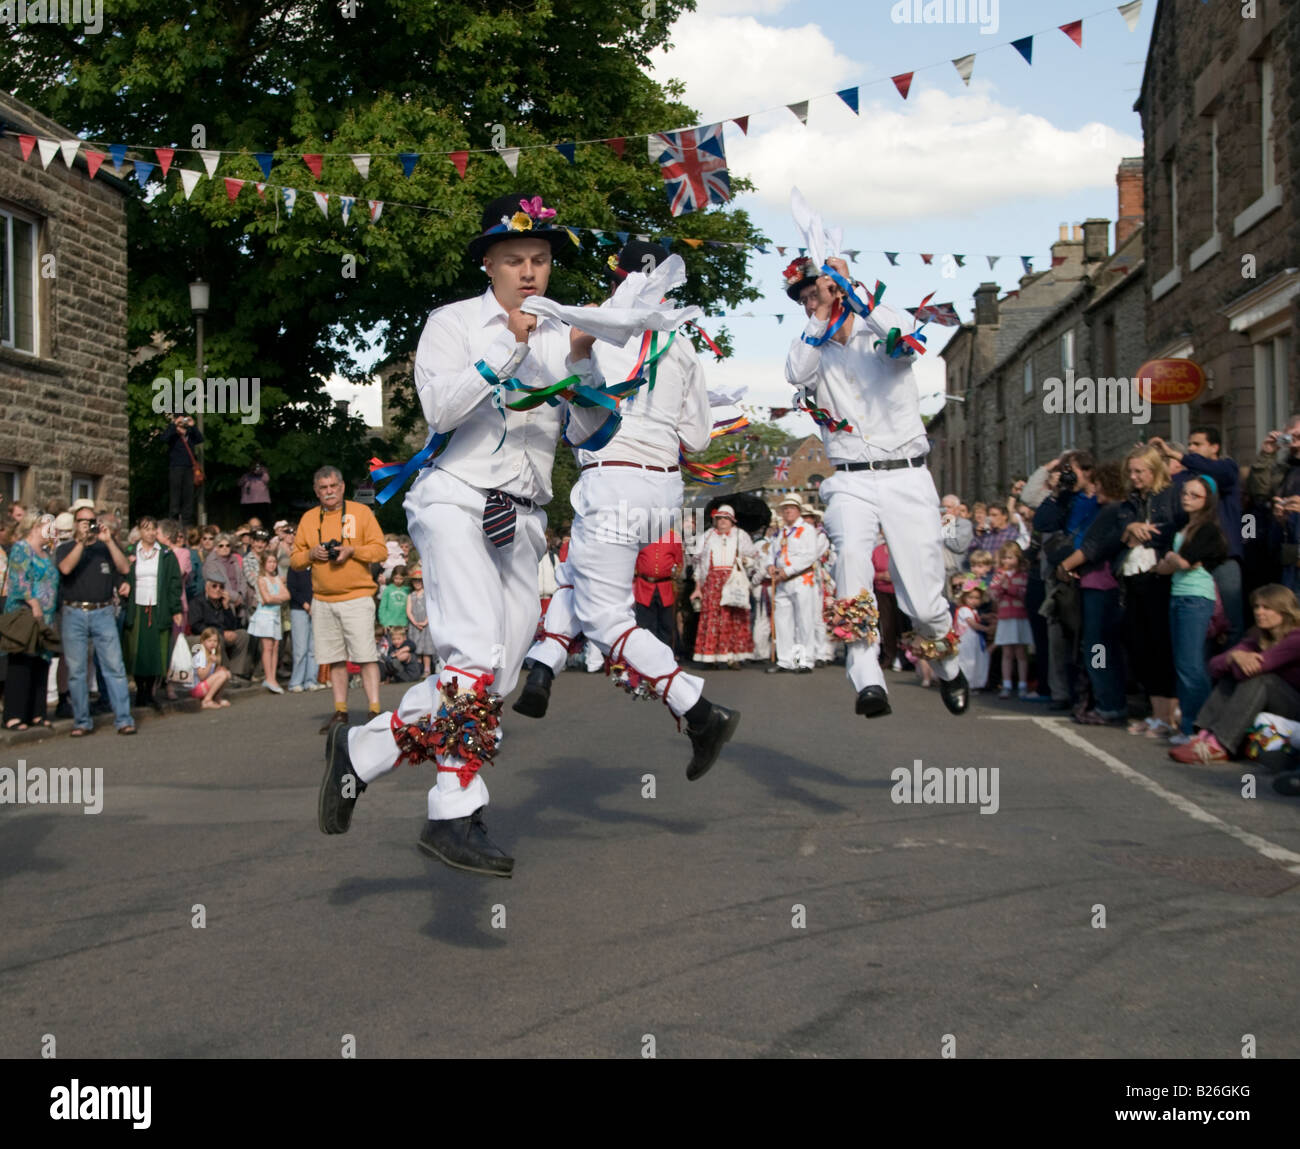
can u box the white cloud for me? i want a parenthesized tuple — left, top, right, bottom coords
(691, 0, 796, 13)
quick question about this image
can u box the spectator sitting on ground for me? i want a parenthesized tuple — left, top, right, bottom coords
(380, 625, 421, 683)
(188, 568, 257, 681)
(192, 627, 232, 709)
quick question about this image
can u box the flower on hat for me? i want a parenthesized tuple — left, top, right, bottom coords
(607, 254, 621, 271)
(509, 211, 533, 232)
(783, 256, 816, 286)
(518, 195, 556, 222)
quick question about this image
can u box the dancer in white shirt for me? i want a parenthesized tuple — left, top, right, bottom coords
(765, 495, 821, 673)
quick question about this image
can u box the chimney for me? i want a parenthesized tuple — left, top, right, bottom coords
(1071, 224, 1083, 241)
(973, 282, 999, 326)
(1116, 156, 1144, 247)
(1058, 223, 1069, 242)
(1082, 217, 1110, 262)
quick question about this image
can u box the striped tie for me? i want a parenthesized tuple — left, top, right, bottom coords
(483, 489, 517, 549)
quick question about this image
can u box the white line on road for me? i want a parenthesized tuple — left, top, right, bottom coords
(1033, 716, 1300, 875)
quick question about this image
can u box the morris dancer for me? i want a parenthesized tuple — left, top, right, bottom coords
(317, 193, 617, 878)
(513, 241, 740, 778)
(765, 495, 819, 674)
(784, 252, 969, 718)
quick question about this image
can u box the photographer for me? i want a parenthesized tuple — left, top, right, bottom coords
(1247, 414, 1300, 595)
(161, 414, 204, 528)
(290, 466, 388, 734)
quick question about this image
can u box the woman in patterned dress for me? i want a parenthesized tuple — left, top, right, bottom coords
(690, 505, 756, 668)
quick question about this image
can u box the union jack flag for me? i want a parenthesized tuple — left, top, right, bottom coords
(909, 300, 961, 327)
(650, 124, 731, 217)
(773, 456, 792, 481)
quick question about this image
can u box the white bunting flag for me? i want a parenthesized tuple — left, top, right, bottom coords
(496, 147, 520, 176)
(313, 190, 330, 217)
(37, 138, 60, 169)
(282, 187, 297, 217)
(59, 139, 81, 168)
(339, 195, 355, 225)
(351, 154, 371, 179)
(369, 200, 384, 223)
(1118, 0, 1143, 33)
(199, 149, 221, 177)
(179, 168, 202, 200)
(952, 54, 976, 86)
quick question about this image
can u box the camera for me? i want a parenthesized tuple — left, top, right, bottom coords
(1056, 465, 1077, 492)
(1278, 433, 1294, 446)
(322, 539, 342, 561)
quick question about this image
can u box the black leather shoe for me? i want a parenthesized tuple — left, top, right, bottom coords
(319, 711, 347, 736)
(939, 670, 970, 716)
(855, 685, 892, 718)
(318, 721, 365, 834)
(418, 808, 514, 877)
(685, 704, 741, 781)
(795, 666, 814, 675)
(511, 659, 554, 719)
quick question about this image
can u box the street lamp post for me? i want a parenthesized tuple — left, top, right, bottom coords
(189, 278, 209, 527)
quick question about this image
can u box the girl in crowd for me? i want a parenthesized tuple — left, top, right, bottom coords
(990, 542, 1031, 699)
(954, 580, 992, 692)
(192, 626, 232, 709)
(249, 550, 289, 693)
(405, 565, 434, 678)
(1156, 476, 1227, 745)
(378, 564, 411, 630)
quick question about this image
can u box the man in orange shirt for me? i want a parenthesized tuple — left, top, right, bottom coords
(291, 465, 389, 733)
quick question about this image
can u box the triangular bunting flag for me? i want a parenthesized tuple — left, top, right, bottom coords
(156, 147, 174, 178)
(732, 116, 748, 135)
(606, 137, 625, 157)
(1012, 36, 1033, 65)
(497, 147, 520, 176)
(339, 195, 355, 225)
(282, 187, 297, 217)
(885, 253, 899, 266)
(254, 182, 266, 198)
(18, 134, 36, 161)
(180, 168, 201, 200)
(954, 254, 965, 267)
(351, 154, 370, 179)
(844, 250, 860, 263)
(616, 231, 629, 244)
(952, 53, 976, 86)
(449, 151, 468, 179)
(313, 190, 329, 217)
(253, 151, 273, 180)
(199, 149, 219, 177)
(59, 139, 80, 167)
(133, 161, 155, 188)
(302, 153, 323, 179)
(555, 141, 575, 165)
(660, 236, 672, 251)
(1021, 256, 1034, 274)
(921, 253, 934, 265)
(836, 87, 859, 114)
(223, 177, 243, 201)
(369, 200, 384, 223)
(85, 150, 105, 179)
(1060, 19, 1083, 47)
(987, 255, 1000, 269)
(398, 152, 418, 177)
(37, 139, 60, 169)
(787, 101, 809, 125)
(776, 246, 787, 256)
(1118, 0, 1143, 33)
(776, 314, 784, 325)
(891, 72, 914, 100)
(681, 238, 703, 249)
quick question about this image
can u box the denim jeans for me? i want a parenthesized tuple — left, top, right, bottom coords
(1169, 594, 1216, 735)
(289, 608, 318, 689)
(1212, 557, 1244, 645)
(61, 605, 133, 730)
(1081, 587, 1126, 717)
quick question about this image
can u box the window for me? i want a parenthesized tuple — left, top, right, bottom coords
(1209, 118, 1219, 230)
(1168, 158, 1179, 269)
(1170, 403, 1190, 444)
(1254, 335, 1293, 447)
(0, 464, 25, 505)
(1261, 58, 1276, 194)
(1060, 330, 1075, 374)
(70, 473, 98, 504)
(1, 206, 39, 354)
(1060, 411, 1076, 452)
(1102, 316, 1117, 377)
(1023, 359, 1033, 396)
(1023, 423, 1037, 473)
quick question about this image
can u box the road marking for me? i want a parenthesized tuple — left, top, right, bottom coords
(1034, 716, 1300, 875)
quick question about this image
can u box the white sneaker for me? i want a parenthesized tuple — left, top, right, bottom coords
(1167, 732, 1191, 746)
(288, 685, 305, 693)
(998, 687, 1011, 699)
(264, 682, 285, 695)
(307, 681, 328, 692)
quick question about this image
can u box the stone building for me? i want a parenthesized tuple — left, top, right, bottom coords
(1137, 0, 1299, 457)
(0, 91, 131, 514)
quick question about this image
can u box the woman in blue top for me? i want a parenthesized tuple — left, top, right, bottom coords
(1156, 476, 1228, 743)
(3, 514, 61, 730)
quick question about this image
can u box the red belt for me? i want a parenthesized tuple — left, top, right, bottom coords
(580, 461, 680, 473)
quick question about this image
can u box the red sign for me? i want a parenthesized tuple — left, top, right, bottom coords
(1135, 358, 1206, 405)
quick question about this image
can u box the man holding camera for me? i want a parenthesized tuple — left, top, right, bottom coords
(55, 499, 135, 736)
(291, 465, 387, 733)
(1247, 415, 1300, 593)
(161, 414, 204, 528)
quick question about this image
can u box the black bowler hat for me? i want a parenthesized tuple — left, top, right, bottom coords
(782, 255, 821, 302)
(605, 239, 670, 279)
(467, 193, 578, 265)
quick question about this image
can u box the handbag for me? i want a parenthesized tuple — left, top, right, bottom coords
(179, 426, 204, 486)
(721, 558, 750, 609)
(167, 631, 195, 684)
(1119, 499, 1157, 576)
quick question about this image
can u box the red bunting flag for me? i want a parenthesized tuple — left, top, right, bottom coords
(606, 137, 625, 157)
(155, 147, 174, 178)
(1060, 20, 1083, 47)
(224, 177, 244, 201)
(85, 150, 105, 179)
(302, 153, 323, 179)
(892, 72, 914, 100)
(449, 150, 468, 179)
(732, 116, 748, 135)
(18, 134, 36, 161)
(920, 253, 934, 264)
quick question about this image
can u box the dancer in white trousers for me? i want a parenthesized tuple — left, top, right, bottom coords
(766, 495, 821, 673)
(513, 241, 740, 778)
(317, 193, 616, 878)
(783, 252, 968, 718)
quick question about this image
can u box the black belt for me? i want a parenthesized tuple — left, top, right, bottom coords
(506, 494, 536, 511)
(63, 601, 113, 610)
(836, 456, 927, 472)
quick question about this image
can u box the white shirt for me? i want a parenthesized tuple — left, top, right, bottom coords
(785, 302, 929, 463)
(772, 518, 820, 579)
(413, 289, 610, 505)
(578, 332, 712, 468)
(693, 527, 756, 582)
(134, 544, 160, 606)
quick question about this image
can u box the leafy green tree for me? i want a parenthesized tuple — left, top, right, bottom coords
(2, 0, 765, 524)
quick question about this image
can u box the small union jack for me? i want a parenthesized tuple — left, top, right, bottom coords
(773, 456, 792, 482)
(650, 123, 731, 217)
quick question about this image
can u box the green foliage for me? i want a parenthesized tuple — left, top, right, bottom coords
(1, 0, 766, 524)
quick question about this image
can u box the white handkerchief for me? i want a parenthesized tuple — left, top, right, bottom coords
(707, 383, 748, 407)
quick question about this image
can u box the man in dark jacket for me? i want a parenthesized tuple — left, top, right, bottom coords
(161, 414, 204, 528)
(188, 569, 256, 680)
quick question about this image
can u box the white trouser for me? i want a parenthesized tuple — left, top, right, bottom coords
(529, 467, 702, 716)
(814, 579, 835, 661)
(532, 562, 579, 675)
(347, 469, 546, 821)
(751, 588, 772, 661)
(821, 464, 959, 693)
(773, 578, 818, 669)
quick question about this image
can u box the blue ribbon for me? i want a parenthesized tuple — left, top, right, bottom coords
(817, 265, 924, 359)
(371, 431, 452, 505)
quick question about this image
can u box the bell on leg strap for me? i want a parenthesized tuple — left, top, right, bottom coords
(390, 668, 503, 787)
(606, 625, 685, 729)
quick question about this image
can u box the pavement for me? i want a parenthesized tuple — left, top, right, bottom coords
(2, 664, 1298, 1059)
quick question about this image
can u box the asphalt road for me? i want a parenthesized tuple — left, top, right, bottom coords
(2, 666, 1298, 1059)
